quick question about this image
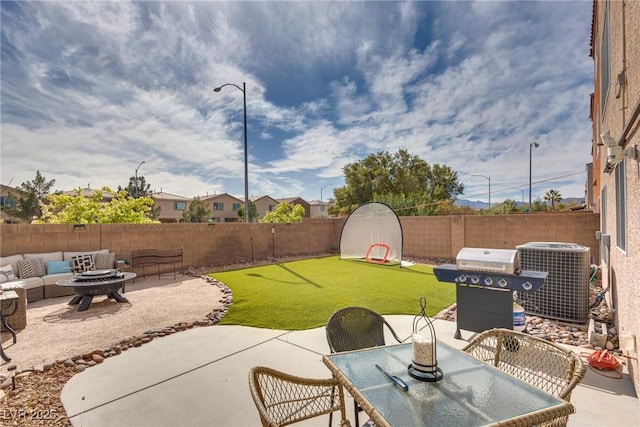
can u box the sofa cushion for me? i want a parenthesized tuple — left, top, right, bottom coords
(71, 254, 95, 273)
(94, 252, 116, 270)
(46, 260, 71, 275)
(24, 251, 63, 263)
(17, 258, 46, 279)
(0, 264, 17, 283)
(2, 277, 43, 291)
(42, 273, 73, 286)
(0, 254, 24, 274)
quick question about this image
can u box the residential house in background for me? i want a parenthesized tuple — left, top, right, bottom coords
(309, 200, 331, 218)
(203, 193, 243, 223)
(0, 184, 25, 222)
(279, 197, 311, 218)
(252, 195, 279, 221)
(63, 186, 113, 201)
(590, 0, 639, 395)
(151, 191, 192, 223)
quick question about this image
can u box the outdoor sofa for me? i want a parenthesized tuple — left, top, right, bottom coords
(0, 249, 119, 303)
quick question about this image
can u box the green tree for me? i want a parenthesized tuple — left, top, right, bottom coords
(8, 171, 56, 221)
(182, 197, 212, 223)
(118, 176, 160, 219)
(119, 175, 152, 199)
(544, 189, 562, 211)
(35, 188, 157, 223)
(237, 201, 258, 222)
(259, 202, 305, 223)
(532, 197, 546, 212)
(329, 149, 463, 216)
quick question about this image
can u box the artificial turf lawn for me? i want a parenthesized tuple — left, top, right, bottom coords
(210, 256, 455, 330)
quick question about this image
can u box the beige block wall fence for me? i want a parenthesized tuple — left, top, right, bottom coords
(1, 212, 599, 269)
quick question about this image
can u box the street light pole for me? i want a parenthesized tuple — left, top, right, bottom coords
(214, 82, 249, 223)
(529, 141, 539, 213)
(134, 160, 146, 198)
(471, 174, 491, 210)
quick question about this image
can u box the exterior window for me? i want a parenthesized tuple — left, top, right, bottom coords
(232, 203, 241, 211)
(615, 160, 626, 252)
(174, 201, 186, 210)
(213, 202, 224, 211)
(600, 2, 610, 117)
(0, 196, 16, 208)
(268, 204, 275, 211)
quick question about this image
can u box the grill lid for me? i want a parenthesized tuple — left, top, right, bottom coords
(456, 247, 520, 275)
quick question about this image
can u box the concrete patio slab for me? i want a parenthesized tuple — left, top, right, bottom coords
(61, 317, 639, 427)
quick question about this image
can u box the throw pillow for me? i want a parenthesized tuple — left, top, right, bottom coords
(17, 258, 46, 279)
(71, 254, 95, 273)
(0, 264, 17, 283)
(46, 260, 72, 275)
(94, 252, 116, 270)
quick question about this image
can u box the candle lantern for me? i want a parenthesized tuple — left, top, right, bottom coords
(408, 297, 443, 382)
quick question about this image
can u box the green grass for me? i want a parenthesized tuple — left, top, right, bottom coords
(209, 256, 455, 330)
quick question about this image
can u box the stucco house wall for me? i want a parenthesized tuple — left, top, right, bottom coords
(591, 0, 640, 395)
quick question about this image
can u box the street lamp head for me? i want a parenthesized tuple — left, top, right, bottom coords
(531, 141, 539, 149)
(213, 87, 221, 92)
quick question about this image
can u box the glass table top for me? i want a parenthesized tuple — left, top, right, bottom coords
(324, 342, 572, 426)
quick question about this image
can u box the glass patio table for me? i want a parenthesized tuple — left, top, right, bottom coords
(322, 342, 574, 427)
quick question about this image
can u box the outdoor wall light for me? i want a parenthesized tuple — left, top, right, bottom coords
(73, 224, 86, 230)
(600, 132, 617, 147)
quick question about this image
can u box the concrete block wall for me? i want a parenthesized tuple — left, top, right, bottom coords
(1, 213, 599, 268)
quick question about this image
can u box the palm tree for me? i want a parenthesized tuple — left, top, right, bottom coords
(544, 189, 562, 211)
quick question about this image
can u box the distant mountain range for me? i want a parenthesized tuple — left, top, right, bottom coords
(455, 197, 584, 209)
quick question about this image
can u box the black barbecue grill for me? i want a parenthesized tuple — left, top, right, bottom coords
(434, 248, 548, 339)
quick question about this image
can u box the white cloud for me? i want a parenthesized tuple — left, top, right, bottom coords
(1, 1, 594, 204)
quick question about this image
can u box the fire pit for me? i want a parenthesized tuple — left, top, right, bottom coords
(56, 271, 136, 312)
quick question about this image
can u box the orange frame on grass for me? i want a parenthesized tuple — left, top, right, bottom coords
(365, 243, 391, 264)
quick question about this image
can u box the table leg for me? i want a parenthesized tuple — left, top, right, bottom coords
(78, 296, 94, 312)
(1, 300, 18, 344)
(0, 339, 11, 362)
(109, 292, 129, 304)
(2, 321, 17, 345)
(69, 295, 83, 305)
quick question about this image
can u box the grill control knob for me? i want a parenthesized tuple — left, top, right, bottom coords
(484, 277, 493, 286)
(522, 281, 533, 291)
(471, 276, 480, 284)
(498, 278, 508, 288)
(458, 275, 467, 283)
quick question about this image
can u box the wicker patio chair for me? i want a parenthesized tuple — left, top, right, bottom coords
(325, 307, 404, 426)
(462, 328, 586, 427)
(249, 366, 351, 427)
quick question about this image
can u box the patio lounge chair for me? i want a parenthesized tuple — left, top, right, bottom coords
(325, 306, 404, 426)
(462, 328, 587, 426)
(248, 366, 351, 427)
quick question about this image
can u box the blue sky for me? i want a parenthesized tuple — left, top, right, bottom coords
(1, 1, 594, 204)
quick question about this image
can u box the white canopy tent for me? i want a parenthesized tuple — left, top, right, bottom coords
(339, 202, 403, 264)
